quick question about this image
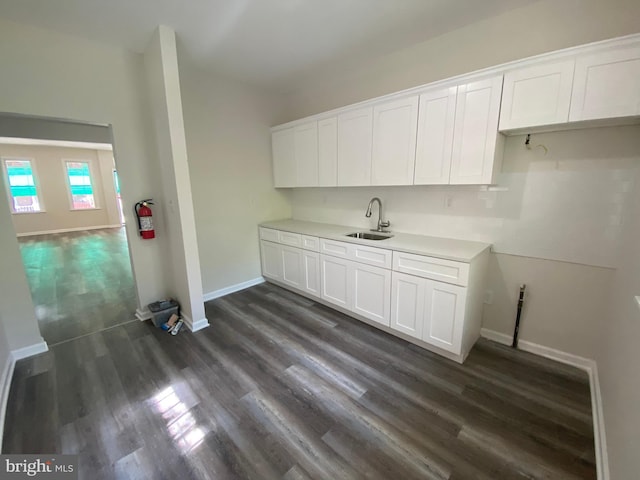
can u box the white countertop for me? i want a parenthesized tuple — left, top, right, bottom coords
(260, 219, 491, 263)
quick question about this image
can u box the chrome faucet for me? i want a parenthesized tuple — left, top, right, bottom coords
(365, 197, 390, 232)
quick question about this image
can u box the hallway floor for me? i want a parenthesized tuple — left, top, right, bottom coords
(18, 227, 137, 345)
(3, 282, 597, 479)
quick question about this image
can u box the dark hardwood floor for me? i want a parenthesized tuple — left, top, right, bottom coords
(3, 282, 596, 479)
(18, 227, 137, 345)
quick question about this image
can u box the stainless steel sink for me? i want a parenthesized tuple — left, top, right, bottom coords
(346, 232, 393, 240)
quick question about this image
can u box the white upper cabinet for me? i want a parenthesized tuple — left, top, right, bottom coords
(318, 117, 338, 186)
(450, 76, 504, 185)
(570, 46, 640, 122)
(272, 36, 640, 188)
(499, 60, 575, 131)
(337, 107, 373, 186)
(414, 86, 457, 185)
(272, 128, 296, 187)
(371, 96, 419, 186)
(294, 122, 319, 187)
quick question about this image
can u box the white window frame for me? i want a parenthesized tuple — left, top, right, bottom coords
(63, 159, 100, 211)
(1, 157, 45, 214)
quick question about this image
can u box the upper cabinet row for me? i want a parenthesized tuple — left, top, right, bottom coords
(500, 45, 640, 131)
(273, 38, 640, 188)
(273, 75, 504, 187)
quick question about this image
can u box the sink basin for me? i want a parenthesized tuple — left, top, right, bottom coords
(346, 232, 393, 240)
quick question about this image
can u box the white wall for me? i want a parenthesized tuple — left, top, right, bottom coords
(0, 17, 169, 326)
(0, 166, 43, 354)
(143, 26, 207, 328)
(597, 163, 640, 480)
(179, 60, 291, 295)
(291, 127, 639, 359)
(285, 0, 640, 120)
(1, 144, 120, 235)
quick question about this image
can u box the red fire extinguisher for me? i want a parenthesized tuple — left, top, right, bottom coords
(134, 199, 155, 239)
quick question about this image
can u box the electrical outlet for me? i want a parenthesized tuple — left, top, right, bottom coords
(484, 290, 493, 305)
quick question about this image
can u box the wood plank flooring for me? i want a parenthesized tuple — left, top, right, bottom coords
(18, 227, 137, 345)
(3, 282, 596, 479)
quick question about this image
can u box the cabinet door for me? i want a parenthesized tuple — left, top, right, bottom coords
(272, 128, 296, 187)
(422, 280, 466, 355)
(570, 46, 640, 121)
(320, 255, 350, 309)
(371, 96, 418, 185)
(260, 240, 282, 280)
(414, 86, 457, 185)
(450, 76, 503, 185)
(295, 121, 319, 187)
(337, 107, 373, 186)
(302, 250, 321, 297)
(391, 272, 425, 340)
(351, 262, 391, 326)
(500, 60, 575, 130)
(318, 117, 338, 186)
(281, 245, 304, 289)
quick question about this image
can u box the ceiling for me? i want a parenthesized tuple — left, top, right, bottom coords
(0, 0, 539, 91)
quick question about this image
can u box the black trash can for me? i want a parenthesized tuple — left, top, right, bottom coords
(148, 299, 180, 328)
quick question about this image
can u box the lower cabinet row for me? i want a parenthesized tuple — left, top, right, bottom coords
(260, 239, 467, 356)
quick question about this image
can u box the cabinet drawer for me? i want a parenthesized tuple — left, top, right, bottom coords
(393, 251, 469, 286)
(301, 235, 320, 252)
(278, 231, 302, 247)
(352, 244, 392, 269)
(320, 239, 351, 259)
(259, 227, 279, 243)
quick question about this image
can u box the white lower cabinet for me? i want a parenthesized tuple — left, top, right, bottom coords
(260, 239, 319, 295)
(320, 254, 350, 309)
(260, 226, 488, 363)
(281, 245, 304, 289)
(391, 271, 466, 355)
(320, 254, 391, 325)
(422, 279, 466, 355)
(301, 250, 321, 297)
(260, 240, 282, 280)
(391, 272, 425, 340)
(352, 262, 391, 326)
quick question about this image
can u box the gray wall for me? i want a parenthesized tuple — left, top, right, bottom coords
(0, 114, 111, 144)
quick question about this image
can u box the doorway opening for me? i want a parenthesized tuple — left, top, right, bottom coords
(0, 114, 139, 345)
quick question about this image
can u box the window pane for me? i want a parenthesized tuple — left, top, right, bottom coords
(66, 161, 95, 209)
(4, 159, 41, 213)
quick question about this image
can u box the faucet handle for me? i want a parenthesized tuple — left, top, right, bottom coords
(376, 219, 390, 232)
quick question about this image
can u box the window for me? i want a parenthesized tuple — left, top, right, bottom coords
(65, 161, 96, 210)
(3, 158, 42, 213)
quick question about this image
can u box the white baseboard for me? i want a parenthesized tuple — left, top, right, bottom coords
(203, 277, 265, 302)
(0, 353, 16, 453)
(16, 224, 122, 237)
(588, 362, 610, 480)
(135, 308, 152, 321)
(182, 314, 209, 332)
(11, 340, 49, 361)
(479, 328, 512, 346)
(480, 328, 609, 480)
